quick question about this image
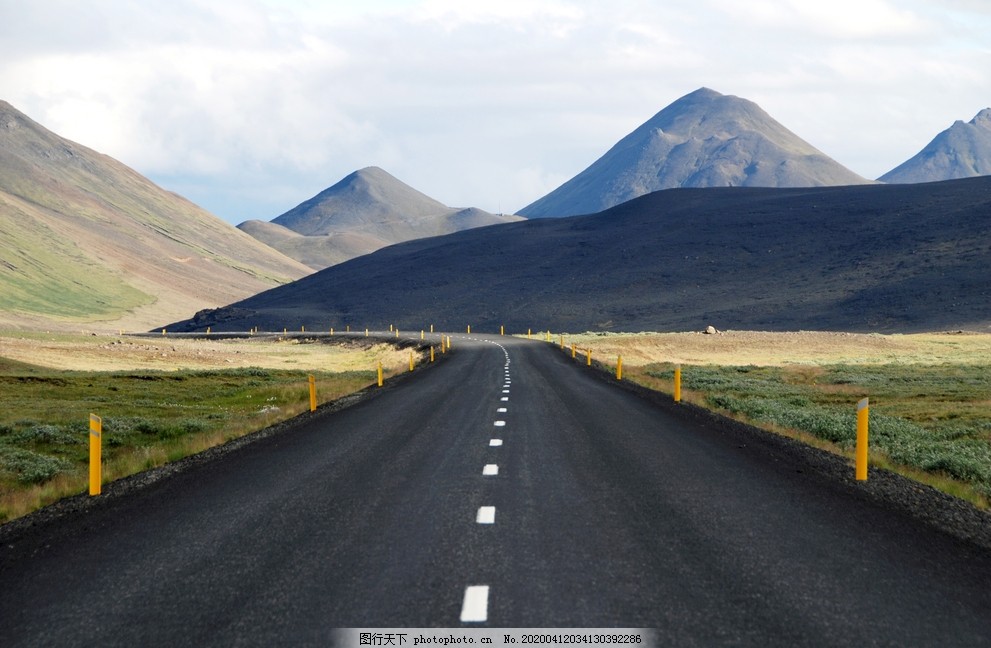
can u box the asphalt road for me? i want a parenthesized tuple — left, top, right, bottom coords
(3, 334, 991, 646)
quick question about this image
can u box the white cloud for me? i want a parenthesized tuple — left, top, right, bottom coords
(1, 0, 989, 220)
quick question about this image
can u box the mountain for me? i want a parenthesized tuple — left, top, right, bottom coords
(519, 87, 870, 218)
(0, 100, 310, 331)
(879, 108, 991, 183)
(170, 177, 991, 335)
(240, 167, 524, 269)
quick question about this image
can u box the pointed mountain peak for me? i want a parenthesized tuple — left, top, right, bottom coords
(879, 108, 991, 183)
(519, 88, 867, 217)
(970, 108, 991, 129)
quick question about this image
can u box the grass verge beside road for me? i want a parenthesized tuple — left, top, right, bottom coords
(567, 331, 991, 508)
(0, 332, 416, 522)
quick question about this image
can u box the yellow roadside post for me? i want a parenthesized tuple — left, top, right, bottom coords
(430, 324, 434, 333)
(365, 328, 369, 337)
(409, 351, 414, 372)
(377, 361, 383, 387)
(331, 328, 334, 336)
(206, 326, 211, 335)
(421, 330, 425, 340)
(571, 343, 576, 359)
(430, 346, 435, 362)
(528, 329, 531, 340)
(560, 334, 564, 349)
(301, 325, 305, 333)
(308, 375, 317, 412)
(587, 349, 592, 367)
(468, 325, 471, 334)
(857, 398, 870, 481)
(89, 414, 102, 496)
(674, 366, 682, 402)
(395, 329, 399, 338)
(616, 356, 623, 380)
(500, 325, 504, 336)
(162, 328, 166, 336)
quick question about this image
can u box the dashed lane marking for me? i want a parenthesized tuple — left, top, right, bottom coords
(497, 407, 507, 413)
(460, 585, 489, 623)
(483, 464, 499, 476)
(477, 506, 496, 524)
(494, 420, 506, 427)
(489, 439, 503, 446)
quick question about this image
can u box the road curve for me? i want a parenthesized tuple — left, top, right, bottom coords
(3, 334, 991, 646)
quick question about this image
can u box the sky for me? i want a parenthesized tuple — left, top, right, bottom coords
(1, 0, 990, 225)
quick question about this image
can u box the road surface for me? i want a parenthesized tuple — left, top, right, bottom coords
(3, 334, 991, 646)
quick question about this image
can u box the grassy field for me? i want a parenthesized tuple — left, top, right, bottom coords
(0, 332, 417, 522)
(563, 330, 991, 507)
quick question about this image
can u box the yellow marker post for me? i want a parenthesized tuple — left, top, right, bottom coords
(468, 325, 471, 334)
(546, 331, 551, 342)
(301, 325, 305, 333)
(430, 346, 435, 362)
(430, 324, 434, 333)
(674, 366, 682, 402)
(162, 328, 166, 336)
(856, 397, 870, 481)
(587, 349, 592, 367)
(500, 325, 504, 336)
(207, 326, 211, 335)
(365, 328, 369, 337)
(89, 414, 102, 496)
(409, 351, 414, 372)
(447, 335, 452, 350)
(616, 356, 623, 380)
(560, 334, 564, 349)
(283, 328, 287, 335)
(528, 329, 531, 340)
(390, 324, 394, 331)
(421, 330, 425, 340)
(331, 328, 334, 336)
(571, 343, 576, 359)
(395, 329, 399, 339)
(308, 375, 317, 412)
(377, 361, 383, 387)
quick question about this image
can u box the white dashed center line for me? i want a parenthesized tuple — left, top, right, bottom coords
(460, 585, 489, 623)
(497, 407, 507, 413)
(494, 420, 506, 427)
(489, 439, 503, 446)
(501, 397, 509, 402)
(476, 506, 496, 524)
(483, 464, 499, 476)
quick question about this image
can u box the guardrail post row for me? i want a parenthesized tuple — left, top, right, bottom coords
(308, 375, 317, 412)
(674, 365, 682, 402)
(89, 413, 102, 496)
(856, 397, 869, 481)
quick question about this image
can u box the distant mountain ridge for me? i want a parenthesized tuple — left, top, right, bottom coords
(880, 108, 991, 183)
(0, 100, 310, 330)
(171, 177, 991, 335)
(239, 167, 523, 269)
(520, 87, 870, 218)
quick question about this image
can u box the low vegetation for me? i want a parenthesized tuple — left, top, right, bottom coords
(0, 333, 415, 522)
(570, 331, 991, 507)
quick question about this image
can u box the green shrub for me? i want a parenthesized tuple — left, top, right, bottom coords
(0, 447, 73, 483)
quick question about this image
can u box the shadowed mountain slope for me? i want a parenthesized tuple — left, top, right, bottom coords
(171, 177, 991, 334)
(880, 108, 991, 183)
(240, 167, 523, 269)
(520, 88, 870, 218)
(0, 100, 310, 330)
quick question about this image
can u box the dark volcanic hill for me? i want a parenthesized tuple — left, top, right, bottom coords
(170, 177, 991, 335)
(519, 87, 870, 218)
(240, 166, 523, 269)
(0, 100, 310, 330)
(880, 108, 991, 183)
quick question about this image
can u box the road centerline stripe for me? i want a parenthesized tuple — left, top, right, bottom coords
(477, 506, 496, 524)
(489, 439, 502, 446)
(460, 585, 489, 623)
(483, 464, 499, 475)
